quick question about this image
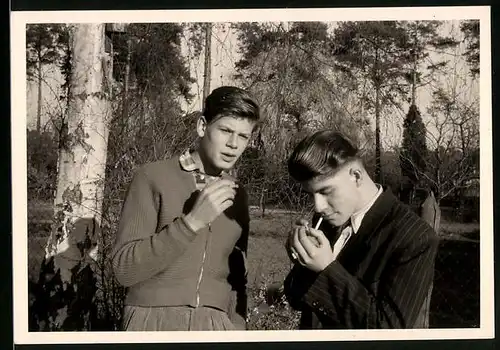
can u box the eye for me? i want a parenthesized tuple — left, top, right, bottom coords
(220, 128, 231, 134)
(319, 188, 333, 195)
(239, 134, 250, 140)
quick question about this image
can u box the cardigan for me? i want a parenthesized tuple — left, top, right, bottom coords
(284, 188, 439, 329)
(111, 155, 249, 327)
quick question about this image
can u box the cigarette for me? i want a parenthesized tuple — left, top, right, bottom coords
(314, 217, 323, 230)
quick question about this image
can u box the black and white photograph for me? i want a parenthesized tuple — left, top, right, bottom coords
(11, 6, 493, 344)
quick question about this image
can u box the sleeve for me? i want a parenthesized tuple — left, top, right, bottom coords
(292, 222, 439, 329)
(227, 187, 250, 330)
(284, 264, 317, 311)
(111, 169, 198, 287)
(283, 211, 332, 311)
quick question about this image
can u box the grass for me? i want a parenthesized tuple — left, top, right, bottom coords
(246, 209, 480, 329)
(27, 203, 480, 330)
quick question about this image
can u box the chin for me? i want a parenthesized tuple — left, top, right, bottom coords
(218, 160, 236, 170)
(326, 215, 344, 227)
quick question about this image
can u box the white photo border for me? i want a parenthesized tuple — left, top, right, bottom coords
(11, 5, 494, 344)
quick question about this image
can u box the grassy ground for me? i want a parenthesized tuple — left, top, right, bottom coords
(27, 202, 480, 329)
(245, 209, 480, 329)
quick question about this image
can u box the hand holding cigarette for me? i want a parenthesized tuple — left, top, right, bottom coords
(288, 215, 335, 272)
(290, 216, 323, 261)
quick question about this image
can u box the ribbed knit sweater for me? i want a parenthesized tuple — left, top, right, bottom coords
(111, 156, 249, 327)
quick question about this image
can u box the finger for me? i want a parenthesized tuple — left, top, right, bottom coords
(212, 187, 237, 204)
(290, 247, 299, 261)
(203, 178, 238, 194)
(306, 228, 328, 246)
(298, 229, 318, 257)
(287, 234, 301, 263)
(292, 228, 310, 261)
(295, 218, 309, 227)
(218, 198, 234, 212)
(285, 238, 298, 261)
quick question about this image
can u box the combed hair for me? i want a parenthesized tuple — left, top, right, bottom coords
(203, 86, 260, 124)
(288, 130, 360, 182)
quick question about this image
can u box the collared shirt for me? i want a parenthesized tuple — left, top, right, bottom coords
(179, 149, 227, 191)
(350, 184, 384, 234)
(332, 184, 383, 260)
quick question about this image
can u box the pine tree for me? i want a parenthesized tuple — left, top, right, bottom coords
(399, 104, 428, 203)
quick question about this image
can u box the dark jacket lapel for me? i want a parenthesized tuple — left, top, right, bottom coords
(336, 187, 398, 266)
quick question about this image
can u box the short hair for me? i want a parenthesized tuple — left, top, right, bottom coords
(203, 86, 260, 124)
(288, 130, 360, 182)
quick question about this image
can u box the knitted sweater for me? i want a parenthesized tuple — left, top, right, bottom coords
(111, 155, 249, 327)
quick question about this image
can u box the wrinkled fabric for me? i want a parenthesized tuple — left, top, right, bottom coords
(122, 305, 236, 331)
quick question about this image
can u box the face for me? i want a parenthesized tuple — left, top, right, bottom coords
(197, 115, 255, 173)
(302, 163, 361, 227)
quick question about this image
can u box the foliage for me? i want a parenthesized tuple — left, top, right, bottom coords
(460, 20, 480, 78)
(246, 283, 300, 330)
(424, 84, 479, 202)
(233, 22, 373, 210)
(110, 23, 195, 101)
(332, 21, 414, 112)
(396, 21, 458, 101)
(27, 129, 59, 201)
(400, 104, 428, 185)
(26, 24, 70, 80)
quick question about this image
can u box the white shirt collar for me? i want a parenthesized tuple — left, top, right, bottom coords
(350, 184, 383, 234)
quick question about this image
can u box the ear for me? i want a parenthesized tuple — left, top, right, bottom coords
(349, 163, 363, 186)
(197, 116, 208, 138)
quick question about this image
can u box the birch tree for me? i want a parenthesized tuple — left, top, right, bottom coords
(31, 23, 112, 331)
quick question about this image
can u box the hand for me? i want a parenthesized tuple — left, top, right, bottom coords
(291, 226, 334, 273)
(184, 178, 238, 232)
(286, 219, 319, 263)
(285, 219, 306, 263)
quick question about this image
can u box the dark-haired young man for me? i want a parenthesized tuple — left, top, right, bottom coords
(284, 130, 439, 329)
(112, 86, 260, 331)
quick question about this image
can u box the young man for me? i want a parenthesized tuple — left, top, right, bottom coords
(284, 130, 439, 329)
(112, 86, 260, 331)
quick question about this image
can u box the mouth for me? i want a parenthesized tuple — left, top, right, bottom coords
(220, 153, 237, 162)
(323, 213, 337, 222)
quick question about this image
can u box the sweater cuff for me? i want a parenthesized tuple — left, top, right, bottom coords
(176, 215, 199, 238)
(157, 215, 198, 246)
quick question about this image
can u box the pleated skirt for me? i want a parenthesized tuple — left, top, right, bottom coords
(122, 305, 236, 331)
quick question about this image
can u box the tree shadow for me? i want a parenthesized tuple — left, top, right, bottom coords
(28, 217, 101, 331)
(429, 239, 480, 328)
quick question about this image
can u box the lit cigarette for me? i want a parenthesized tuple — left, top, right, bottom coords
(314, 217, 323, 230)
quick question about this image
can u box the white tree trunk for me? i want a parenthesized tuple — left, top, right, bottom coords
(36, 24, 112, 331)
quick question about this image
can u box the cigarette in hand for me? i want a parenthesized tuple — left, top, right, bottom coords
(314, 217, 323, 230)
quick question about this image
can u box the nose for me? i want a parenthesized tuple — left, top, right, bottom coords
(227, 133, 238, 149)
(313, 194, 328, 214)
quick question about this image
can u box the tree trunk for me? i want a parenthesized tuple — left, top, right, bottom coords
(375, 83, 382, 183)
(411, 58, 417, 106)
(374, 48, 382, 183)
(203, 22, 212, 101)
(31, 24, 112, 331)
(259, 188, 266, 217)
(411, 25, 418, 106)
(37, 53, 42, 133)
(122, 32, 132, 135)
